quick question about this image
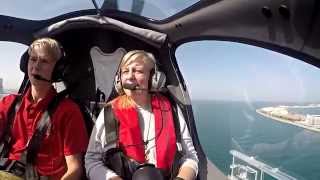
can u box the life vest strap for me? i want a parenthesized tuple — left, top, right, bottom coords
(103, 105, 118, 144)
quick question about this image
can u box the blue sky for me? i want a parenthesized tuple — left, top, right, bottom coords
(2, 1, 320, 102)
(176, 41, 320, 102)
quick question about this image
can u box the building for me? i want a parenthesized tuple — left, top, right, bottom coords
(305, 115, 320, 126)
(0, 78, 3, 93)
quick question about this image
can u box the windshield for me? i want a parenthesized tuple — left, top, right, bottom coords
(1, 0, 199, 20)
(176, 41, 320, 180)
(1, 0, 94, 20)
(0, 42, 26, 94)
(99, 0, 200, 20)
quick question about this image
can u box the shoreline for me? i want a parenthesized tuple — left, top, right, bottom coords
(256, 110, 320, 133)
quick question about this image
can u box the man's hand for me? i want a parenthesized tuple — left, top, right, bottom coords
(61, 154, 83, 180)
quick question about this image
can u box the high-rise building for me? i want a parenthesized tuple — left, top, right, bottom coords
(0, 78, 3, 93)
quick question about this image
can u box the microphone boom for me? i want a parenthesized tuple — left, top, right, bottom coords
(33, 75, 51, 82)
(122, 83, 148, 91)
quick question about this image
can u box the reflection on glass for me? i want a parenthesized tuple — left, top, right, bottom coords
(100, 0, 199, 20)
(0, 0, 199, 20)
(176, 41, 320, 180)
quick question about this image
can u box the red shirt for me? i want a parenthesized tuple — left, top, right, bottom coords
(0, 88, 88, 179)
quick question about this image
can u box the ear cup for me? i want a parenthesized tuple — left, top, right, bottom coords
(114, 73, 124, 95)
(20, 51, 29, 73)
(51, 57, 66, 82)
(114, 50, 167, 93)
(149, 68, 166, 91)
(51, 46, 67, 82)
(147, 54, 166, 91)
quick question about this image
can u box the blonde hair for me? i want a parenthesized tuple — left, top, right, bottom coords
(120, 50, 155, 71)
(115, 50, 157, 108)
(28, 37, 63, 61)
(108, 95, 135, 109)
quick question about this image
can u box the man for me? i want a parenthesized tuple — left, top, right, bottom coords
(0, 37, 88, 179)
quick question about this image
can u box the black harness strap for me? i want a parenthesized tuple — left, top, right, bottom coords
(25, 110, 51, 164)
(25, 91, 66, 164)
(104, 105, 118, 145)
(23, 109, 52, 180)
(170, 104, 184, 179)
(1, 80, 29, 158)
(172, 104, 182, 148)
(0, 95, 22, 158)
(24, 90, 67, 180)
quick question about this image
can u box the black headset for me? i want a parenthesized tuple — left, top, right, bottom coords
(114, 50, 166, 94)
(19, 45, 67, 82)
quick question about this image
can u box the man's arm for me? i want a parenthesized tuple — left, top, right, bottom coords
(0, 95, 17, 138)
(59, 100, 88, 180)
(61, 154, 83, 180)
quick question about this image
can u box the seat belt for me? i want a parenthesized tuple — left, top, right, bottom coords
(0, 95, 22, 158)
(23, 110, 51, 180)
(0, 79, 29, 158)
(25, 91, 66, 164)
(104, 104, 118, 144)
(169, 104, 184, 179)
(24, 90, 67, 180)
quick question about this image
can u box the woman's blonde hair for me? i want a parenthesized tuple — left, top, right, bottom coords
(115, 50, 156, 108)
(28, 37, 63, 61)
(108, 95, 135, 109)
(120, 50, 155, 71)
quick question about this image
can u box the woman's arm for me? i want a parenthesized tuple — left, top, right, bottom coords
(176, 166, 197, 180)
(85, 108, 121, 180)
(176, 106, 199, 180)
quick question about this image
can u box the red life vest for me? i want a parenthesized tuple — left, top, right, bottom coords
(112, 94, 177, 171)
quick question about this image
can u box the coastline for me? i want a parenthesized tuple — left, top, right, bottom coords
(256, 109, 320, 133)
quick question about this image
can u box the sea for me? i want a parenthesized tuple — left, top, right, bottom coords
(193, 100, 320, 180)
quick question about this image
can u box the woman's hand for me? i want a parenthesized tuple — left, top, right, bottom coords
(176, 166, 197, 180)
(109, 176, 123, 180)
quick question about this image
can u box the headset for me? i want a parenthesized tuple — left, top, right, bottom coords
(114, 50, 166, 94)
(19, 42, 67, 82)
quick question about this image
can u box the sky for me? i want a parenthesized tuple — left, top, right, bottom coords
(176, 41, 320, 102)
(1, 0, 320, 102)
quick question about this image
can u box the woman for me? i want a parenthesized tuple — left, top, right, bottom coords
(85, 50, 198, 180)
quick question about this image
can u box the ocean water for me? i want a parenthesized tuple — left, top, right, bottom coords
(193, 100, 320, 180)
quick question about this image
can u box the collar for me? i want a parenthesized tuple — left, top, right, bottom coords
(24, 86, 57, 110)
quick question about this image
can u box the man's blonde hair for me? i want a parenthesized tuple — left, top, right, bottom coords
(28, 37, 63, 61)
